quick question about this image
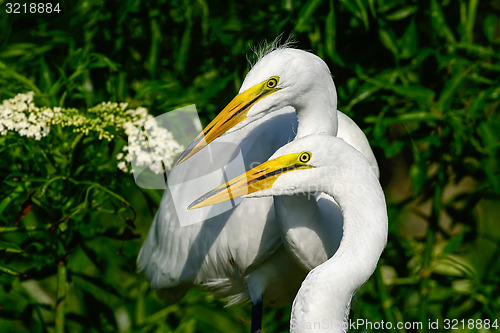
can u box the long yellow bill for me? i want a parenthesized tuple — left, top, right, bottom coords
(188, 151, 312, 209)
(176, 77, 280, 164)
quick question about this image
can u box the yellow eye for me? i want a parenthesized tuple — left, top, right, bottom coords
(298, 151, 311, 163)
(266, 77, 279, 89)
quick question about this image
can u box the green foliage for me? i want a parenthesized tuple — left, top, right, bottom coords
(1, 0, 499, 332)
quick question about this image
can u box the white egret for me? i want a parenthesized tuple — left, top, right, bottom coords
(189, 134, 388, 332)
(176, 47, 377, 177)
(138, 46, 379, 331)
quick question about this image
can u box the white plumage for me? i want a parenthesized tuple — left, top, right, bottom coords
(268, 135, 387, 332)
(190, 134, 388, 332)
(137, 47, 382, 330)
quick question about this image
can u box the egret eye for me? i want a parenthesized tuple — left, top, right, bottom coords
(266, 77, 279, 89)
(298, 151, 311, 163)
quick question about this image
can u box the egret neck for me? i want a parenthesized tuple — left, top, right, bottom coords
(292, 71, 338, 139)
(290, 168, 388, 332)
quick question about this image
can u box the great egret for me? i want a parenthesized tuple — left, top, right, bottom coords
(190, 134, 388, 332)
(138, 46, 379, 331)
(176, 47, 378, 176)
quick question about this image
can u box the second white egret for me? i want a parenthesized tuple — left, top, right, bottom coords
(190, 134, 388, 332)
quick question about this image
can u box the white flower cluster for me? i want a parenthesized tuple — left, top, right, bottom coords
(0, 92, 184, 174)
(0, 92, 57, 140)
(118, 108, 184, 174)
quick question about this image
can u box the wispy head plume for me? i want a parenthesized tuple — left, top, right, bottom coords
(247, 33, 297, 68)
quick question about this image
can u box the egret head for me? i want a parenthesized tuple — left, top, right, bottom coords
(239, 48, 335, 122)
(188, 134, 378, 209)
(177, 48, 337, 164)
(188, 135, 339, 209)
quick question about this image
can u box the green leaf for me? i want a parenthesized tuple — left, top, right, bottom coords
(0, 185, 25, 217)
(385, 6, 418, 21)
(344, 84, 380, 111)
(455, 42, 496, 58)
(139, 304, 181, 327)
(295, 0, 322, 32)
(340, 0, 369, 30)
(430, 0, 456, 43)
(0, 263, 22, 276)
(186, 305, 245, 332)
(72, 273, 123, 307)
(89, 53, 120, 71)
(400, 20, 418, 59)
(464, 0, 479, 43)
(360, 73, 435, 106)
(379, 29, 399, 58)
(147, 18, 162, 76)
(0, 241, 23, 253)
(483, 14, 498, 43)
(410, 162, 426, 195)
(0, 43, 37, 58)
(436, 66, 472, 111)
(353, 0, 370, 29)
(0, 60, 41, 93)
(325, 0, 343, 65)
(441, 234, 465, 257)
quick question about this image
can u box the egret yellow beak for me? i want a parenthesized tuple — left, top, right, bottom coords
(176, 77, 280, 164)
(188, 152, 312, 209)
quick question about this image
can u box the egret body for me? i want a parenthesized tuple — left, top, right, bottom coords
(138, 47, 380, 331)
(190, 134, 388, 332)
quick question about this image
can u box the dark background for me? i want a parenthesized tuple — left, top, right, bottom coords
(0, 0, 499, 331)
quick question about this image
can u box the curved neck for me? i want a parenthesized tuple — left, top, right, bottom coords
(274, 194, 343, 270)
(291, 169, 387, 332)
(294, 76, 338, 139)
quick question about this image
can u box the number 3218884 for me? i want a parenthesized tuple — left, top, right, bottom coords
(443, 319, 498, 330)
(6, 3, 61, 14)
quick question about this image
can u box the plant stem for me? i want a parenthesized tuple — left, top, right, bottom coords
(374, 267, 403, 332)
(418, 228, 434, 331)
(55, 260, 67, 333)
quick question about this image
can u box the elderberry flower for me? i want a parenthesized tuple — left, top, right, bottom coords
(1, 92, 184, 174)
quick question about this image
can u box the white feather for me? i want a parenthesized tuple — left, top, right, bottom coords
(137, 47, 382, 325)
